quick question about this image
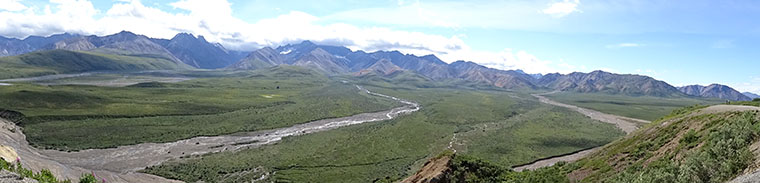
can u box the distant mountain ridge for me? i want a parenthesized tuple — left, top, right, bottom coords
(537, 71, 684, 97)
(0, 31, 245, 69)
(228, 41, 690, 95)
(151, 33, 247, 69)
(743, 92, 760, 99)
(0, 33, 78, 56)
(678, 84, 753, 101)
(229, 41, 536, 89)
(0, 49, 191, 79)
(0, 32, 751, 100)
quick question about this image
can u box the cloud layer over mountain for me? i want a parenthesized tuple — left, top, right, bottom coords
(0, 0, 576, 74)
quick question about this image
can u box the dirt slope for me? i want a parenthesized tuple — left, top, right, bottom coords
(401, 155, 451, 183)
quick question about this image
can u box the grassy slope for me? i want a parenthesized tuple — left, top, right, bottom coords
(735, 99, 760, 107)
(565, 104, 760, 182)
(544, 92, 721, 121)
(438, 103, 760, 183)
(0, 50, 190, 79)
(143, 73, 624, 182)
(0, 66, 399, 150)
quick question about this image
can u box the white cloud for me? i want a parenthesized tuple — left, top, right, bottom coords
(323, 1, 554, 30)
(732, 76, 760, 94)
(606, 43, 643, 49)
(439, 48, 577, 74)
(0, 0, 580, 74)
(0, 0, 27, 11)
(541, 0, 581, 18)
(0, 0, 99, 37)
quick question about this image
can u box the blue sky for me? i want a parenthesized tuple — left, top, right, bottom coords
(1, 0, 759, 93)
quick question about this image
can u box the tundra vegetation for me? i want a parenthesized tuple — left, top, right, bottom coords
(0, 67, 722, 182)
(0, 66, 399, 151)
(142, 72, 626, 182)
(431, 102, 760, 183)
(0, 159, 104, 183)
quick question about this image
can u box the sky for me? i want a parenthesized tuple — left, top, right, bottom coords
(0, 0, 759, 93)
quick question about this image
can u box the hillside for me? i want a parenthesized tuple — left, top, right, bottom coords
(0, 50, 191, 79)
(405, 102, 760, 182)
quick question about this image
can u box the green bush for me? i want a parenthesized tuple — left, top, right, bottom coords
(679, 129, 699, 148)
(0, 158, 103, 183)
(609, 112, 759, 183)
(78, 174, 98, 183)
(445, 155, 511, 182)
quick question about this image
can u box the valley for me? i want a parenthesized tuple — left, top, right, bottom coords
(0, 78, 419, 182)
(0, 70, 634, 182)
(0, 30, 756, 183)
(512, 91, 652, 172)
(142, 76, 628, 182)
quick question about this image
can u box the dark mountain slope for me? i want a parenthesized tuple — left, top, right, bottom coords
(42, 31, 185, 65)
(29, 31, 244, 69)
(158, 33, 246, 69)
(0, 50, 191, 79)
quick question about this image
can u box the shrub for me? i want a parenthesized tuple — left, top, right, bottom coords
(78, 173, 98, 183)
(445, 155, 511, 182)
(679, 129, 699, 148)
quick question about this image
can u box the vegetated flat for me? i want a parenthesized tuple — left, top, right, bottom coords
(143, 73, 625, 183)
(459, 105, 624, 167)
(543, 92, 722, 121)
(29, 73, 192, 87)
(0, 66, 399, 151)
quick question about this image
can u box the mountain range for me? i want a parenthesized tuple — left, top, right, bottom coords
(678, 84, 752, 101)
(1, 31, 246, 69)
(743, 92, 760, 99)
(0, 33, 77, 56)
(226, 40, 721, 98)
(0, 31, 754, 101)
